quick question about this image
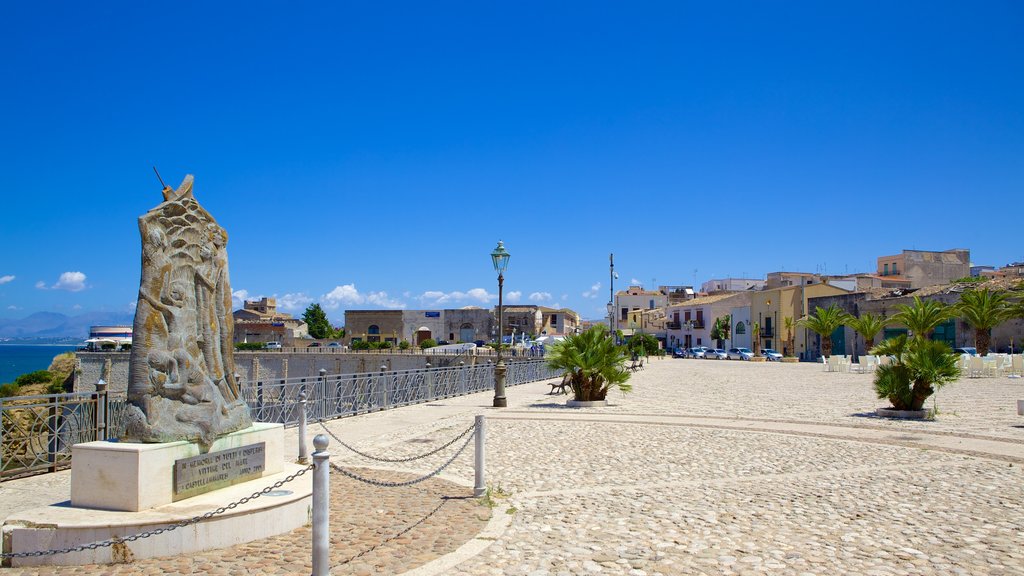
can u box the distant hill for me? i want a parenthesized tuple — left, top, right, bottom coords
(0, 311, 134, 339)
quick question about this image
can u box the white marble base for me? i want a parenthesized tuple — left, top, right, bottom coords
(70, 422, 284, 512)
(1017, 399, 1023, 416)
(3, 463, 311, 566)
(567, 399, 608, 408)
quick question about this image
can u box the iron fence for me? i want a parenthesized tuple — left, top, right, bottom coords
(0, 359, 559, 480)
(245, 359, 560, 427)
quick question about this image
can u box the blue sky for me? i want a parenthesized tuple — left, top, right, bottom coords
(1, 1, 1021, 324)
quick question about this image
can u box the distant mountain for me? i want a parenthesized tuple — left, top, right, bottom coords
(0, 311, 134, 339)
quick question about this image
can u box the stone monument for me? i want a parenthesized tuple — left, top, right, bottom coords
(124, 174, 252, 444)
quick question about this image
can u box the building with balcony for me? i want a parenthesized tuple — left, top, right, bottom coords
(750, 283, 850, 359)
(765, 272, 821, 290)
(344, 308, 496, 346)
(665, 292, 754, 351)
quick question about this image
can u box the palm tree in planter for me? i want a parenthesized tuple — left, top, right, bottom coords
(751, 321, 762, 358)
(871, 334, 960, 414)
(546, 326, 632, 403)
(846, 313, 889, 355)
(954, 288, 1010, 356)
(798, 305, 852, 358)
(892, 296, 951, 341)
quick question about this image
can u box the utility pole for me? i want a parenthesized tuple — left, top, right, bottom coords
(609, 253, 616, 343)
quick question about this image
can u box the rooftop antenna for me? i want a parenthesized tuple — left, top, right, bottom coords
(153, 166, 173, 201)
(152, 166, 167, 189)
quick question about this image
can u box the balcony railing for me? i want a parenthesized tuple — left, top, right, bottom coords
(666, 321, 681, 330)
(760, 327, 774, 338)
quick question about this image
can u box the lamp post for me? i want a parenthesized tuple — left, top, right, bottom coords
(609, 253, 617, 343)
(491, 240, 511, 408)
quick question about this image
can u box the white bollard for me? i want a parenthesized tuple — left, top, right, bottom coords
(298, 389, 309, 464)
(473, 415, 486, 497)
(312, 434, 330, 576)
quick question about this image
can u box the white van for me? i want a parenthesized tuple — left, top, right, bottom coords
(265, 341, 283, 349)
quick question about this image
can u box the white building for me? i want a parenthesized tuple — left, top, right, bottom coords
(665, 292, 753, 350)
(700, 278, 766, 293)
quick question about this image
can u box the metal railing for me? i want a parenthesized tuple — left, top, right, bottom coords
(0, 389, 129, 479)
(0, 359, 559, 480)
(245, 359, 560, 427)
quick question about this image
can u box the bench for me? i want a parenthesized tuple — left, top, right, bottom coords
(550, 373, 571, 395)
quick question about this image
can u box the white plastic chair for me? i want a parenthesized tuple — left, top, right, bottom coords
(1009, 355, 1023, 378)
(968, 356, 985, 378)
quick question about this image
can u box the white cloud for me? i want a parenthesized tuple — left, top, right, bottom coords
(35, 281, 47, 289)
(0, 275, 14, 285)
(72, 304, 82, 310)
(52, 271, 87, 292)
(277, 292, 314, 312)
(415, 288, 494, 307)
(561, 294, 568, 300)
(322, 284, 406, 310)
(528, 292, 552, 302)
(128, 301, 137, 311)
(582, 282, 602, 299)
(231, 289, 254, 310)
(7, 305, 20, 311)
(506, 291, 522, 303)
(630, 278, 642, 286)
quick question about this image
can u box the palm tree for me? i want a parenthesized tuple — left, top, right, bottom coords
(546, 326, 631, 402)
(955, 288, 1010, 356)
(798, 305, 852, 358)
(891, 296, 951, 341)
(710, 315, 731, 349)
(845, 313, 889, 354)
(752, 321, 761, 357)
(783, 316, 795, 357)
(871, 335, 960, 411)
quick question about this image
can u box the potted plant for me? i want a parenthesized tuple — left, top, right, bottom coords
(546, 326, 632, 407)
(798, 304, 852, 359)
(871, 334, 960, 419)
(750, 322, 767, 362)
(781, 316, 799, 362)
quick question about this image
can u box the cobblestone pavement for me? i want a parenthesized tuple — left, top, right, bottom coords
(3, 359, 1023, 574)
(3, 469, 489, 575)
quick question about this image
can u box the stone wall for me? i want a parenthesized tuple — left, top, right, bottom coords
(75, 349, 507, 393)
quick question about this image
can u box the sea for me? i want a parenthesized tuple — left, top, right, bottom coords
(0, 345, 81, 384)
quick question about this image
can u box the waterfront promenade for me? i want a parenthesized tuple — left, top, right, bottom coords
(2, 359, 1023, 574)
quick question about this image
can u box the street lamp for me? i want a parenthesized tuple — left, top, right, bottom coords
(491, 240, 511, 407)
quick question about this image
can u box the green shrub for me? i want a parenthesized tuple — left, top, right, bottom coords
(420, 338, 437, 349)
(376, 341, 393, 349)
(398, 340, 411, 350)
(351, 341, 371, 350)
(235, 342, 265, 351)
(0, 383, 21, 398)
(101, 343, 116, 350)
(15, 370, 52, 387)
(46, 380, 68, 394)
(121, 343, 132, 350)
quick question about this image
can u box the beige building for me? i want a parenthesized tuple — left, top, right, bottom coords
(233, 297, 309, 345)
(765, 272, 822, 290)
(750, 283, 850, 358)
(876, 249, 970, 289)
(501, 305, 581, 338)
(345, 308, 496, 346)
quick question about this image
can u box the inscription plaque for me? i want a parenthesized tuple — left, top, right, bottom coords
(173, 442, 266, 501)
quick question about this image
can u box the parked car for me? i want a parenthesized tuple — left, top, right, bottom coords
(705, 348, 728, 360)
(671, 347, 687, 358)
(953, 347, 977, 356)
(307, 342, 322, 348)
(686, 347, 709, 359)
(327, 342, 342, 348)
(761, 349, 783, 361)
(727, 347, 753, 360)
(265, 341, 283, 349)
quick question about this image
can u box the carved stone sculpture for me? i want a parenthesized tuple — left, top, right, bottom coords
(125, 175, 252, 444)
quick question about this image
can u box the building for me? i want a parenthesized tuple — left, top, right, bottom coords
(751, 283, 851, 359)
(345, 308, 496, 346)
(658, 285, 696, 305)
(700, 278, 766, 293)
(665, 292, 753, 351)
(876, 249, 970, 289)
(615, 286, 667, 328)
(624, 307, 667, 347)
(233, 297, 309, 345)
(84, 325, 133, 350)
(765, 272, 821, 290)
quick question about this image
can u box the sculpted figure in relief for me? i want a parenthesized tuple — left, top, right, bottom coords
(125, 175, 251, 444)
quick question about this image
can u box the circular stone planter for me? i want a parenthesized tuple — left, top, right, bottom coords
(749, 357, 768, 363)
(1017, 399, 1024, 416)
(566, 399, 608, 408)
(875, 407, 934, 419)
(780, 357, 800, 363)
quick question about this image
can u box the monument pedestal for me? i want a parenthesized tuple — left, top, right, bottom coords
(2, 423, 312, 566)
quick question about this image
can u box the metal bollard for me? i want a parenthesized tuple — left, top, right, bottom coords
(473, 415, 486, 497)
(298, 388, 309, 465)
(311, 434, 330, 576)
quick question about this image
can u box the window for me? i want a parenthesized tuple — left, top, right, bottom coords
(649, 299, 655, 309)
(884, 264, 889, 276)
(550, 314, 558, 325)
(621, 308, 628, 321)
(735, 322, 746, 335)
(696, 310, 704, 326)
(368, 325, 380, 335)
(892, 263, 898, 275)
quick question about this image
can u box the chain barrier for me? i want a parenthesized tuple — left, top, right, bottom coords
(329, 429, 475, 488)
(333, 495, 450, 569)
(0, 465, 314, 559)
(317, 420, 475, 463)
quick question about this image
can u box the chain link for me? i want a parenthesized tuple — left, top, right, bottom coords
(330, 428, 474, 488)
(318, 420, 475, 463)
(1, 465, 314, 559)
